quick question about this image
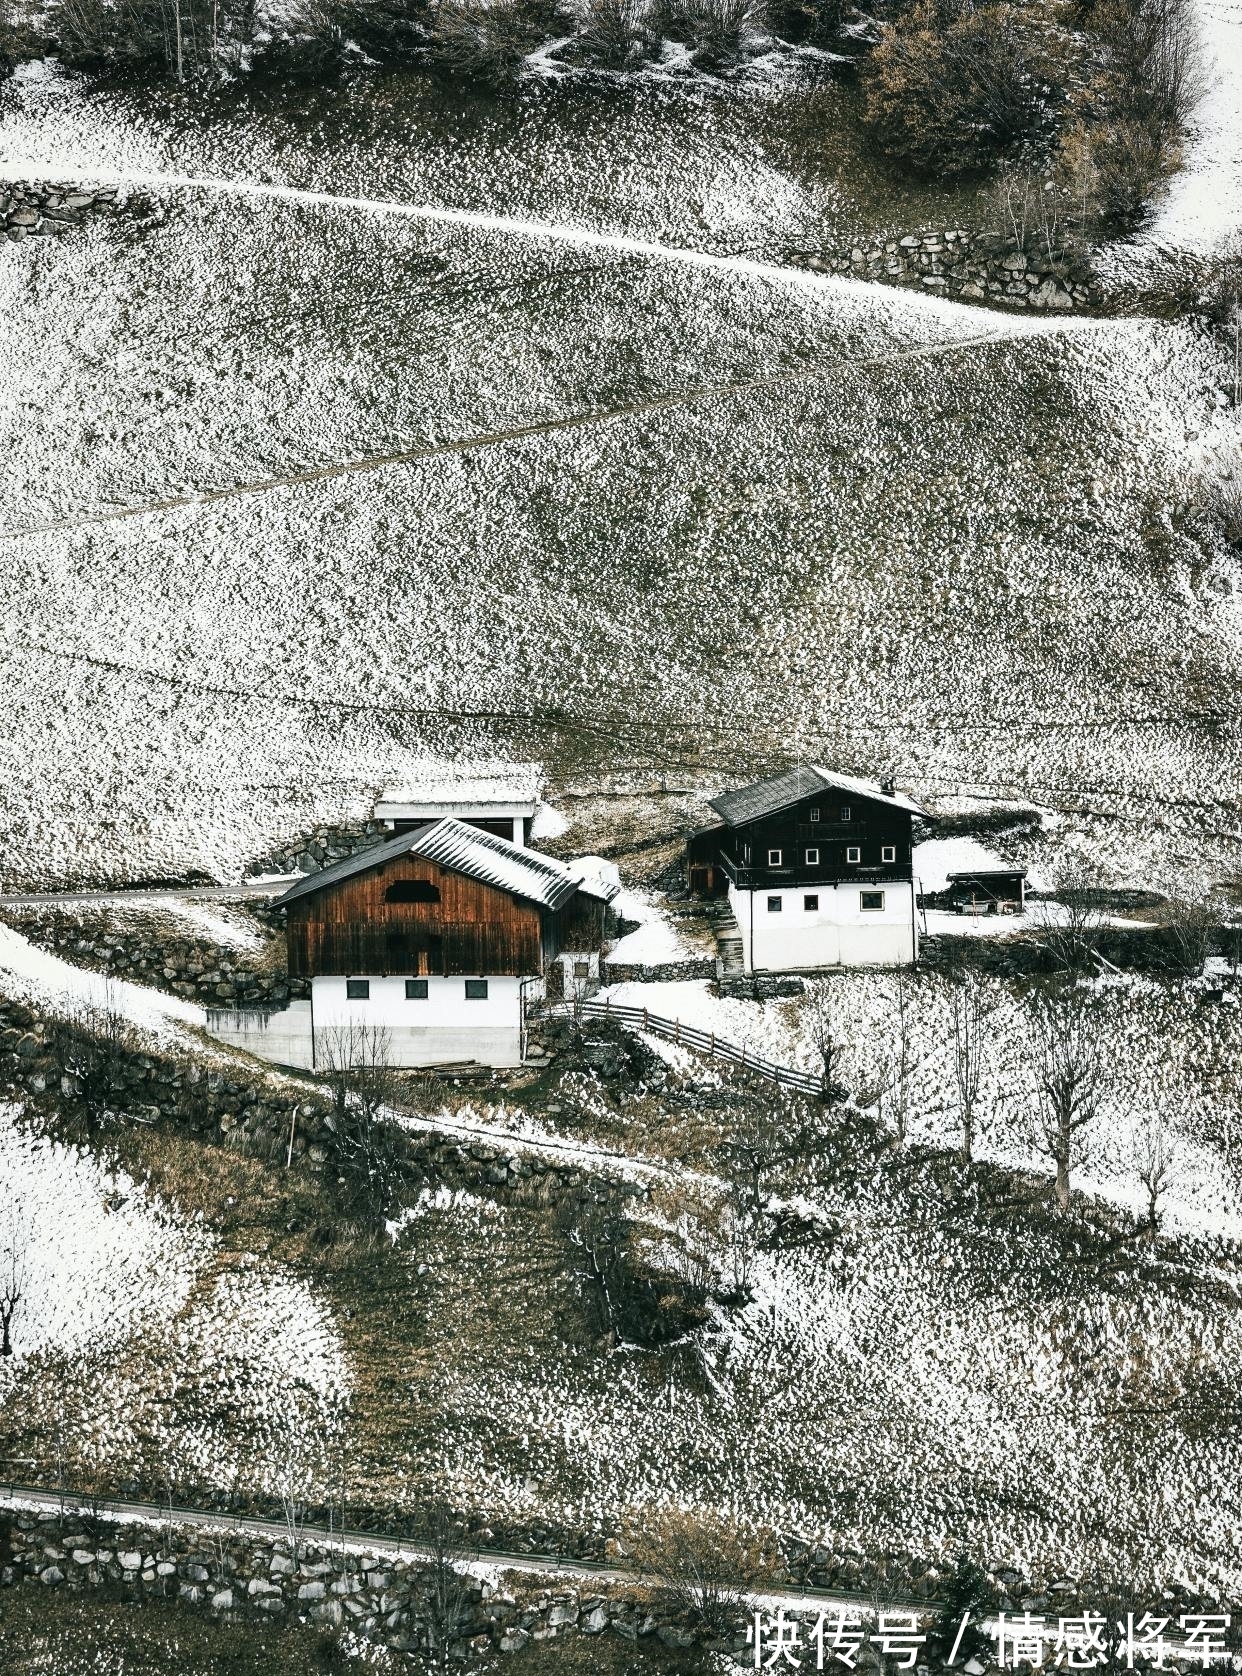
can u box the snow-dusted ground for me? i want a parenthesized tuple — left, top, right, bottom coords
(0, 920, 205, 1036)
(0, 1111, 348, 1495)
(601, 967, 1242, 1238)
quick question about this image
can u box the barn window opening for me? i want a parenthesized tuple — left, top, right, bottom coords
(385, 879, 441, 904)
(860, 891, 885, 912)
(465, 978, 489, 1000)
(804, 895, 819, 911)
(406, 978, 429, 1000)
(346, 978, 370, 1000)
(805, 848, 819, 865)
(881, 845, 897, 863)
(768, 848, 783, 867)
(841, 806, 852, 821)
(809, 807, 820, 822)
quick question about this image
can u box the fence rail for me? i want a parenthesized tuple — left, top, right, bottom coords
(543, 998, 825, 1096)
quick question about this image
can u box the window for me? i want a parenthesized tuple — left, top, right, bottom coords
(767, 896, 782, 913)
(346, 978, 370, 1000)
(464, 978, 489, 1000)
(809, 807, 820, 823)
(573, 960, 590, 978)
(846, 846, 861, 864)
(881, 845, 896, 863)
(405, 978, 429, 1000)
(860, 891, 885, 912)
(841, 806, 852, 821)
(767, 848, 783, 867)
(385, 879, 440, 904)
(805, 847, 819, 865)
(804, 894, 819, 911)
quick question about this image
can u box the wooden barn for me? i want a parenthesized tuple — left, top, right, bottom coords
(210, 818, 616, 1070)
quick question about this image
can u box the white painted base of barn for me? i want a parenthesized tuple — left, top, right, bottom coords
(730, 879, 918, 972)
(206, 975, 529, 1069)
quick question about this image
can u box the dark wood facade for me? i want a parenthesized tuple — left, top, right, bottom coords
(689, 789, 916, 896)
(286, 853, 562, 979)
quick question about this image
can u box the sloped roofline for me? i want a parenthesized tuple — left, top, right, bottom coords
(708, 765, 924, 827)
(275, 817, 609, 912)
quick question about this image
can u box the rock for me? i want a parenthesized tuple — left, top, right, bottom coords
(298, 1579, 326, 1600)
(72, 1549, 95, 1566)
(500, 1628, 530, 1652)
(210, 1588, 234, 1611)
(583, 1605, 608, 1633)
(119, 1551, 143, 1571)
(40, 1566, 64, 1585)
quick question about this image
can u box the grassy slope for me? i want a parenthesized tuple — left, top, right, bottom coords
(0, 182, 1235, 891)
(14, 1029, 1240, 1598)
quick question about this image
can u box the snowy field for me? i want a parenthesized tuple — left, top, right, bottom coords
(0, 1112, 348, 1496)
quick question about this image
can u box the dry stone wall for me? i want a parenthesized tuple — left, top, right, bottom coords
(2, 180, 133, 241)
(788, 228, 1095, 312)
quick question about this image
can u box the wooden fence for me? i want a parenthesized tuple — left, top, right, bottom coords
(542, 997, 825, 1097)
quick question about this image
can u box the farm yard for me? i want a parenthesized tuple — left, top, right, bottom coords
(2, 0, 1242, 1666)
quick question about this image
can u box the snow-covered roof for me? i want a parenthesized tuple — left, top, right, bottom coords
(709, 765, 924, 826)
(566, 855, 622, 904)
(913, 837, 1017, 896)
(375, 764, 542, 819)
(276, 817, 586, 911)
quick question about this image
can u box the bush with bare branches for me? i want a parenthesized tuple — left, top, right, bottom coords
(316, 1023, 409, 1224)
(575, 0, 653, 64)
(1026, 988, 1107, 1208)
(627, 1507, 772, 1633)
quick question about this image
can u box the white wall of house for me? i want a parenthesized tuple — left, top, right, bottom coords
(730, 880, 918, 972)
(311, 974, 525, 1067)
(207, 1001, 316, 1070)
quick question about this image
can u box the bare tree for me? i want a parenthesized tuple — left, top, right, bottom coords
(317, 1023, 406, 1222)
(1039, 862, 1108, 975)
(1156, 893, 1216, 977)
(409, 1499, 479, 1667)
(274, 1439, 312, 1568)
(807, 983, 850, 1104)
(0, 1207, 25, 1358)
(1028, 991, 1107, 1208)
(944, 970, 988, 1164)
(628, 1508, 770, 1634)
(1134, 1112, 1177, 1237)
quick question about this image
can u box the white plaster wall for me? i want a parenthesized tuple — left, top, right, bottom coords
(206, 1000, 315, 1069)
(731, 881, 917, 972)
(312, 974, 524, 1067)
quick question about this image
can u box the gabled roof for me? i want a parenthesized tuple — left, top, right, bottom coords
(275, 817, 592, 912)
(708, 766, 924, 827)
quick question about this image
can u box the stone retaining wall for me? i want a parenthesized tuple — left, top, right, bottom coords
(600, 955, 718, 984)
(1, 905, 296, 1010)
(246, 820, 389, 879)
(0, 1511, 736, 1661)
(3, 180, 134, 242)
(788, 227, 1096, 312)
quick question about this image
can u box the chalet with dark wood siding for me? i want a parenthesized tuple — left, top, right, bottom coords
(209, 817, 616, 1070)
(688, 766, 925, 970)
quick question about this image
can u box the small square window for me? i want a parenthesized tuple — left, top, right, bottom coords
(841, 806, 852, 821)
(860, 891, 885, 912)
(405, 978, 429, 1000)
(846, 846, 861, 864)
(805, 847, 819, 865)
(804, 894, 819, 911)
(464, 978, 489, 1000)
(809, 807, 821, 823)
(767, 848, 783, 867)
(881, 845, 896, 863)
(573, 960, 590, 978)
(766, 896, 782, 913)
(346, 978, 370, 1000)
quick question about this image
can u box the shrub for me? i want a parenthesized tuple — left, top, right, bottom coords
(650, 0, 762, 65)
(626, 1508, 774, 1634)
(421, 0, 554, 80)
(575, 0, 654, 67)
(862, 0, 1055, 177)
(766, 0, 841, 45)
(250, 0, 360, 77)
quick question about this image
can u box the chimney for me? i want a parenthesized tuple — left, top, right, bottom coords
(880, 776, 897, 796)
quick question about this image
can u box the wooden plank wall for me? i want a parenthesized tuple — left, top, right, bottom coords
(286, 854, 545, 978)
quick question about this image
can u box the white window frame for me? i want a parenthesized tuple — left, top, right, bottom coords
(767, 848, 783, 867)
(805, 847, 819, 865)
(846, 846, 861, 864)
(841, 806, 852, 821)
(766, 896, 782, 913)
(860, 890, 886, 912)
(881, 845, 896, 863)
(809, 807, 821, 823)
